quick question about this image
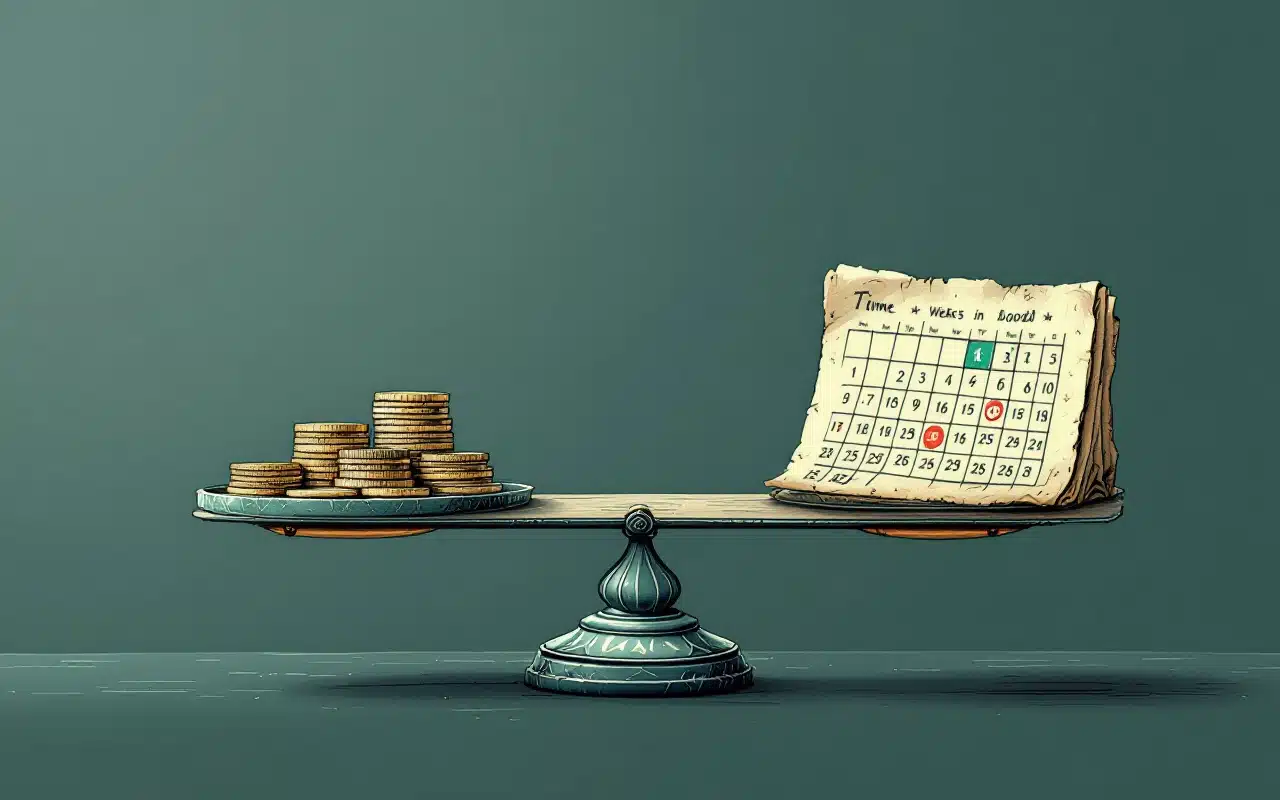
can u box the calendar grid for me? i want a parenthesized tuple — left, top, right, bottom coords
(814, 325, 1069, 490)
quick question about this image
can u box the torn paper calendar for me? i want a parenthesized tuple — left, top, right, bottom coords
(766, 265, 1119, 506)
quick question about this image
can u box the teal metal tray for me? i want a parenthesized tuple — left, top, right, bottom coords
(196, 482, 533, 519)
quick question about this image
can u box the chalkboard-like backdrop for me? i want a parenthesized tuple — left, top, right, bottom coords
(0, 0, 1273, 657)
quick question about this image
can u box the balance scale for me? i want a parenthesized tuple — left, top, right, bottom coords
(192, 485, 1123, 697)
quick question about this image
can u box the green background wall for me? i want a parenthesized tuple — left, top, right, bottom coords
(1, 0, 1273, 653)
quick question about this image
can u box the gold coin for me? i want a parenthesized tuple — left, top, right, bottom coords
(374, 431, 453, 438)
(372, 407, 449, 414)
(293, 442, 367, 450)
(360, 487, 433, 498)
(337, 465, 412, 476)
(293, 445, 366, 453)
(290, 456, 339, 465)
(227, 476, 302, 483)
(372, 419, 447, 426)
(293, 422, 368, 433)
(337, 448, 410, 459)
(376, 443, 453, 450)
(229, 462, 302, 473)
(375, 415, 452, 423)
(228, 472, 303, 482)
(225, 486, 288, 496)
(373, 391, 449, 403)
(285, 488, 359, 498)
(372, 402, 449, 410)
(416, 451, 489, 464)
(336, 456, 413, 465)
(292, 434, 369, 443)
(374, 423, 452, 432)
(417, 476, 493, 486)
(416, 468, 494, 480)
(333, 478, 416, 489)
(303, 481, 337, 488)
(372, 415, 449, 422)
(230, 467, 302, 477)
(293, 443, 366, 452)
(426, 483, 502, 495)
(422, 476, 497, 485)
(375, 444, 452, 450)
(374, 435, 454, 442)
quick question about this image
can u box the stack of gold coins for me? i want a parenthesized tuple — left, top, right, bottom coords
(227, 462, 303, 496)
(334, 448, 431, 497)
(292, 423, 369, 486)
(414, 451, 500, 495)
(371, 391, 453, 452)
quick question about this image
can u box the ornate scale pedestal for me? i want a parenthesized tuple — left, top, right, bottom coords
(524, 506, 753, 696)
(193, 489, 1123, 698)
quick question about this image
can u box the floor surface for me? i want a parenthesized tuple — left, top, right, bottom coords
(1, 650, 1275, 798)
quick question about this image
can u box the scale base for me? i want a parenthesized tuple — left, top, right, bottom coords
(525, 609, 753, 697)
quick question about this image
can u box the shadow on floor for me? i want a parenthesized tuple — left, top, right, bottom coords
(296, 672, 542, 702)
(744, 671, 1251, 706)
(295, 669, 1253, 707)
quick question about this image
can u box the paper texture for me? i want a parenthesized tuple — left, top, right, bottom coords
(766, 265, 1118, 506)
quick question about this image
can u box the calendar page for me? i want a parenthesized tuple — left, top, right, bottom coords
(766, 266, 1118, 506)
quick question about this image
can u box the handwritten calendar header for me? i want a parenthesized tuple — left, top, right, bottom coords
(851, 290, 1045, 324)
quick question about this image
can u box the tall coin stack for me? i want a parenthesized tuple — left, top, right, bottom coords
(227, 462, 303, 496)
(414, 451, 501, 495)
(371, 391, 453, 453)
(292, 423, 370, 487)
(335, 448, 431, 497)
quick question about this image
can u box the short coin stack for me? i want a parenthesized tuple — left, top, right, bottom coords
(335, 448, 432, 497)
(227, 462, 303, 496)
(371, 392, 453, 452)
(414, 451, 501, 495)
(292, 423, 370, 486)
